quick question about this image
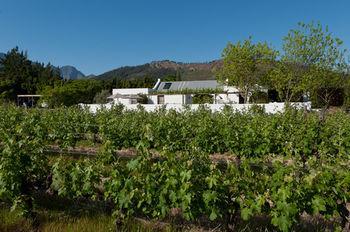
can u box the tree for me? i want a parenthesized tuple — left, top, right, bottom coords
(267, 61, 305, 103)
(175, 70, 182, 81)
(0, 47, 61, 101)
(93, 89, 110, 104)
(217, 38, 277, 103)
(0, 47, 32, 100)
(283, 22, 349, 109)
(41, 80, 103, 107)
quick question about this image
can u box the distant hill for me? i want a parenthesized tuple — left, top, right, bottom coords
(59, 65, 85, 80)
(95, 60, 222, 81)
(86, 74, 96, 79)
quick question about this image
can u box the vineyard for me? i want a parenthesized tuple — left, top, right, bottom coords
(0, 104, 350, 231)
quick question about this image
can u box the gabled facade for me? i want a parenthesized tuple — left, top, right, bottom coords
(108, 79, 244, 105)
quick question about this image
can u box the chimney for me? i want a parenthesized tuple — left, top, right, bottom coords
(152, 78, 161, 90)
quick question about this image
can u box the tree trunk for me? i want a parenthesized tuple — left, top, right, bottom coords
(320, 91, 331, 121)
(243, 88, 249, 104)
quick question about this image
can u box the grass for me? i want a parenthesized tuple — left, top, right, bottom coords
(0, 193, 342, 232)
(0, 193, 178, 232)
(0, 207, 33, 232)
(1, 206, 340, 232)
(0, 207, 177, 232)
(39, 215, 115, 232)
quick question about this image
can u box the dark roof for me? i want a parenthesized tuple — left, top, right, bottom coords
(156, 80, 221, 91)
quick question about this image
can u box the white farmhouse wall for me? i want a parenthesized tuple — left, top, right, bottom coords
(112, 88, 151, 95)
(148, 95, 158, 104)
(164, 94, 185, 104)
(215, 93, 240, 104)
(148, 94, 191, 104)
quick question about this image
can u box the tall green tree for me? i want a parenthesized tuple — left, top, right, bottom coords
(0, 47, 32, 100)
(267, 61, 305, 103)
(0, 47, 61, 101)
(93, 89, 111, 104)
(283, 22, 349, 108)
(217, 38, 277, 103)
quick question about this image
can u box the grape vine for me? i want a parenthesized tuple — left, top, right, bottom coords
(0, 104, 350, 231)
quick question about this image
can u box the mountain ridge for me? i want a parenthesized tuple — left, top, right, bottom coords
(95, 60, 222, 81)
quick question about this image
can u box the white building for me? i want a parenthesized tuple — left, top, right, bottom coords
(108, 79, 243, 105)
(107, 88, 152, 105)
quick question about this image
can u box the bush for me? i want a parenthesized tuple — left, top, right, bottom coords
(137, 94, 149, 104)
(249, 91, 269, 103)
(192, 94, 213, 104)
(2, 106, 350, 231)
(93, 90, 110, 104)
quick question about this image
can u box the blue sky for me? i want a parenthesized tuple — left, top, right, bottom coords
(0, 0, 349, 75)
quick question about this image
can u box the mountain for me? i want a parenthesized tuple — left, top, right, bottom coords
(95, 60, 222, 81)
(59, 65, 85, 80)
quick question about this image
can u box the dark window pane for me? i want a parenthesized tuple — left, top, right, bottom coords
(164, 83, 172, 90)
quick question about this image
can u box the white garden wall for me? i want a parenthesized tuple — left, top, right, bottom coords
(80, 102, 312, 114)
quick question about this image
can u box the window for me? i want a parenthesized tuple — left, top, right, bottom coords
(163, 83, 172, 90)
(158, 95, 165, 104)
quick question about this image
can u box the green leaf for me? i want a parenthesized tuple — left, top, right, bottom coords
(311, 195, 327, 214)
(241, 208, 251, 220)
(209, 210, 217, 221)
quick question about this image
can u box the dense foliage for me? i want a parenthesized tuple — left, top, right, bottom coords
(192, 94, 214, 104)
(1, 105, 350, 230)
(40, 80, 106, 107)
(217, 38, 277, 103)
(217, 22, 350, 108)
(100, 151, 350, 231)
(93, 89, 111, 104)
(0, 47, 61, 101)
(0, 106, 48, 218)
